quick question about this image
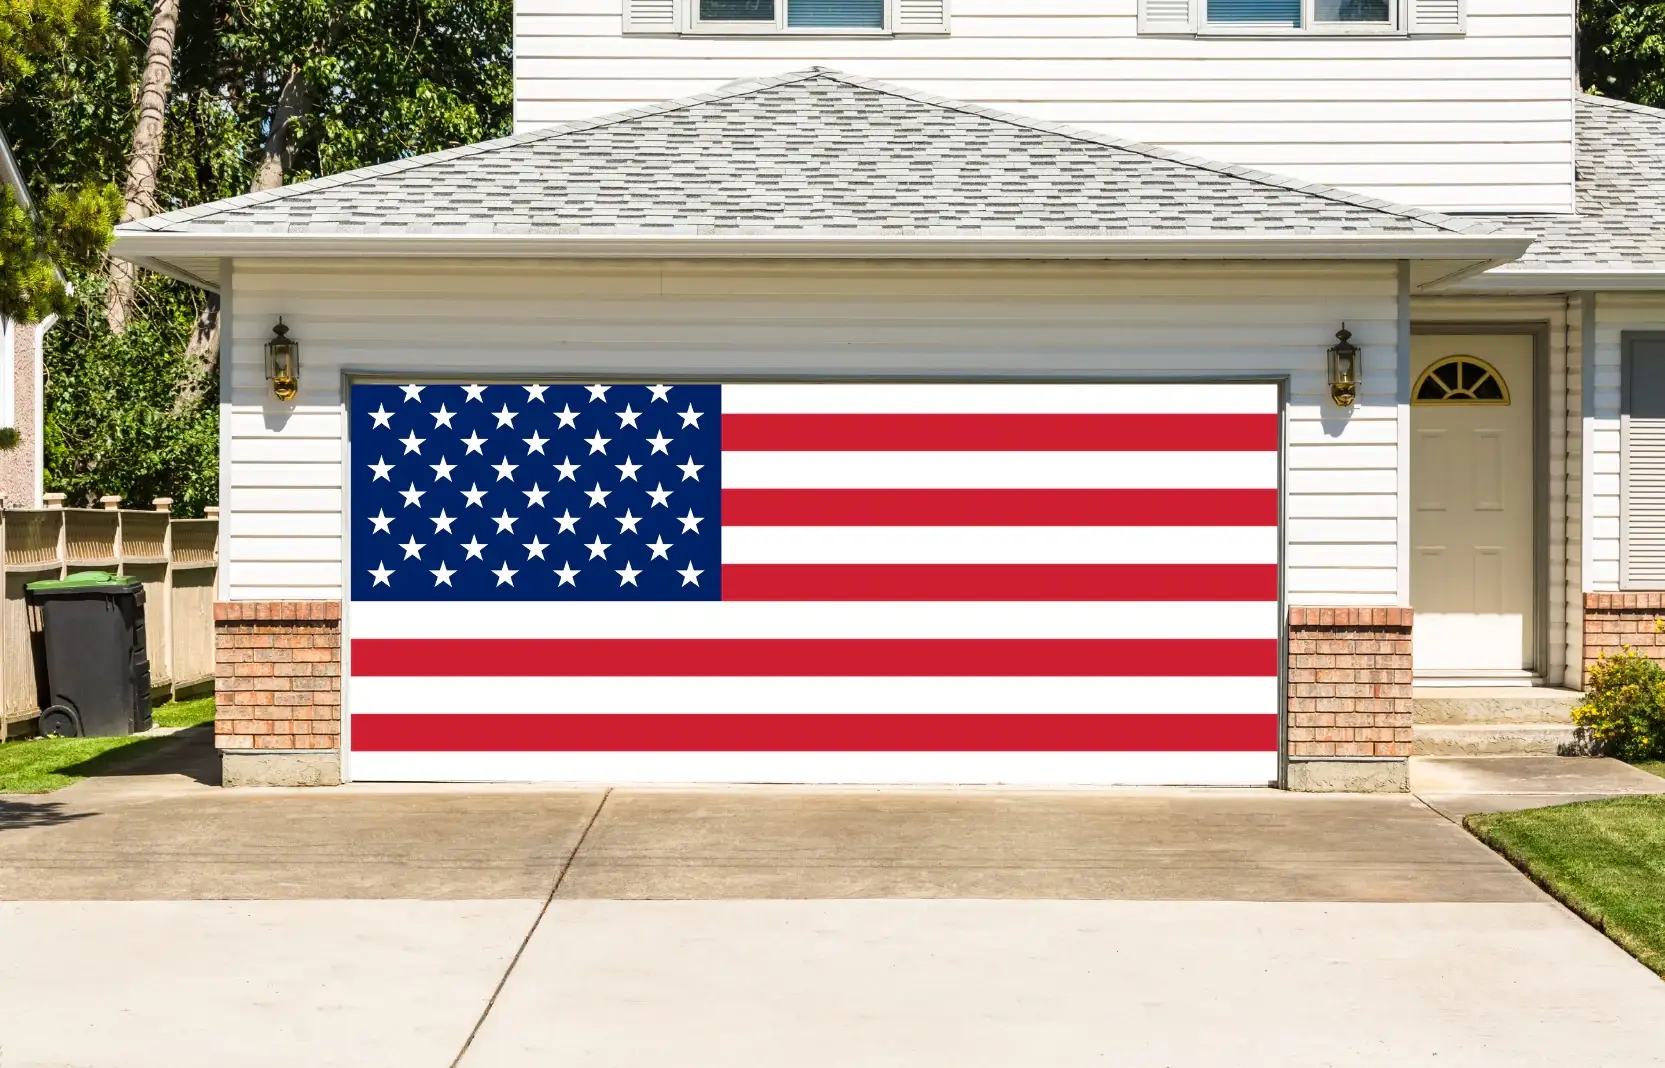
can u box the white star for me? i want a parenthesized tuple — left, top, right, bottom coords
(461, 483, 487, 508)
(679, 404, 703, 429)
(370, 405, 394, 428)
(493, 457, 519, 481)
(461, 431, 487, 455)
(400, 484, 425, 508)
(678, 562, 703, 587)
(616, 509, 641, 534)
(555, 561, 579, 586)
(678, 510, 704, 534)
(369, 562, 394, 587)
(585, 483, 610, 508)
(647, 431, 673, 455)
(523, 536, 549, 559)
(647, 536, 672, 560)
(585, 536, 610, 560)
(430, 562, 455, 586)
(525, 384, 549, 402)
(555, 405, 579, 429)
(616, 404, 640, 429)
(400, 537, 425, 560)
(586, 384, 610, 402)
(368, 457, 394, 481)
(554, 457, 579, 481)
(463, 384, 487, 402)
(523, 431, 548, 454)
(400, 431, 425, 454)
(461, 536, 487, 561)
(431, 405, 455, 428)
(647, 483, 672, 508)
(523, 484, 549, 508)
(493, 405, 518, 428)
(493, 562, 519, 586)
(616, 562, 642, 587)
(368, 510, 394, 534)
(678, 457, 704, 481)
(585, 431, 610, 455)
(401, 384, 424, 402)
(615, 456, 641, 481)
(432, 510, 456, 534)
(554, 509, 580, 534)
(649, 384, 672, 403)
(493, 510, 519, 534)
(429, 457, 455, 481)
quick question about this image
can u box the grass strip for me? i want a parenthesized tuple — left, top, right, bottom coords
(1467, 796, 1665, 977)
(0, 696, 214, 794)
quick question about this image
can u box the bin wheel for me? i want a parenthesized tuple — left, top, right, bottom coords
(39, 705, 81, 738)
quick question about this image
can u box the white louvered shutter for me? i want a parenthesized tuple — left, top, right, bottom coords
(1408, 0, 1464, 34)
(1623, 341, 1665, 587)
(623, 0, 679, 33)
(1138, 0, 1195, 35)
(894, 0, 951, 34)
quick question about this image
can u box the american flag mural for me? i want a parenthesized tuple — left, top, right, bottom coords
(346, 381, 1282, 785)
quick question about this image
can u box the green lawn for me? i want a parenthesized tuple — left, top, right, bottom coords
(1467, 797, 1665, 976)
(0, 695, 214, 794)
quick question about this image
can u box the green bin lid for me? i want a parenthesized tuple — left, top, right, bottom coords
(26, 570, 139, 591)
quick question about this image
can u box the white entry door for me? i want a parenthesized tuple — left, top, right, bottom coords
(1410, 335, 1535, 678)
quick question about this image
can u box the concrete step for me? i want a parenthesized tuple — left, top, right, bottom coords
(1413, 686, 1583, 724)
(1412, 722, 1590, 757)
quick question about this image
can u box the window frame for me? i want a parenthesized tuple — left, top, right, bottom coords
(1195, 0, 1403, 36)
(686, 0, 895, 35)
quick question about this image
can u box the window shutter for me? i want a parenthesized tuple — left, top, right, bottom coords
(1622, 339, 1665, 587)
(1138, 0, 1196, 34)
(623, 0, 680, 33)
(894, 0, 951, 34)
(1408, 0, 1464, 34)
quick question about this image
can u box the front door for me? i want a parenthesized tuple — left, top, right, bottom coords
(1410, 334, 1536, 678)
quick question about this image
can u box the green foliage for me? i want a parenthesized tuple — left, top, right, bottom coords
(1581, 0, 1665, 107)
(0, 0, 107, 83)
(0, 180, 119, 323)
(1574, 641, 1665, 760)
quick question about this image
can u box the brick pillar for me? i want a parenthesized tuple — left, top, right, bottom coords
(1286, 606, 1413, 793)
(1583, 593, 1665, 684)
(214, 601, 342, 786)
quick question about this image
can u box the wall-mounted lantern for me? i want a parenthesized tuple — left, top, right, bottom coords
(265, 318, 299, 402)
(1327, 325, 1360, 408)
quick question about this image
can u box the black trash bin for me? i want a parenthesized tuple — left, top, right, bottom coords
(26, 571, 152, 737)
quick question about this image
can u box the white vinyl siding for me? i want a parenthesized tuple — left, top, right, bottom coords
(1586, 296, 1665, 594)
(224, 258, 1401, 604)
(1620, 332, 1665, 588)
(517, 0, 1575, 212)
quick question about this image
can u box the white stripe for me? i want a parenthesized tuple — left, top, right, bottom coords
(721, 451, 1277, 489)
(348, 600, 1279, 640)
(347, 676, 1278, 716)
(722, 383, 1280, 415)
(720, 526, 1278, 565)
(346, 750, 1280, 787)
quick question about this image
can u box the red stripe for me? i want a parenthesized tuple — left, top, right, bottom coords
(349, 712, 1279, 752)
(721, 564, 1278, 601)
(722, 488, 1277, 527)
(721, 413, 1278, 452)
(350, 638, 1278, 677)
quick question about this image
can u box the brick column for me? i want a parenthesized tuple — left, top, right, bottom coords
(1583, 593, 1665, 684)
(1286, 606, 1413, 793)
(214, 601, 342, 786)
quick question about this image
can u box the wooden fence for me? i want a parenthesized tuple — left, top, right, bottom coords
(0, 495, 219, 738)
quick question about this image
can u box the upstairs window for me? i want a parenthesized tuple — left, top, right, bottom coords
(695, 0, 886, 30)
(1201, 0, 1396, 31)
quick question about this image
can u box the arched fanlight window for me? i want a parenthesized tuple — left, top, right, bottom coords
(1413, 355, 1511, 404)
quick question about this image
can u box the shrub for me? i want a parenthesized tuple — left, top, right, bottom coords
(1575, 642, 1665, 760)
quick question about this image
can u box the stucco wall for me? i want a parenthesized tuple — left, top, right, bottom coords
(0, 319, 39, 507)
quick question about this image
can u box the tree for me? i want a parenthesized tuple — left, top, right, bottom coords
(1580, 0, 1665, 107)
(105, 0, 180, 332)
(0, 0, 107, 84)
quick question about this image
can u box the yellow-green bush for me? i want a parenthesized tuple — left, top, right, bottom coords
(1575, 646, 1665, 760)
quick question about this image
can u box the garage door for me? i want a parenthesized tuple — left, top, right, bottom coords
(344, 380, 1281, 785)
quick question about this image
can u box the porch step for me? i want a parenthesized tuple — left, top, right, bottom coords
(1412, 686, 1584, 724)
(1412, 723, 1588, 757)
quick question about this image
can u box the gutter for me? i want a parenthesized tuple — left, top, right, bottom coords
(1453, 270, 1665, 293)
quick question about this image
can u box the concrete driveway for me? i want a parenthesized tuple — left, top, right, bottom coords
(1, 736, 1662, 1067)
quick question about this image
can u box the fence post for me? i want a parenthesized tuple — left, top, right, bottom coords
(102, 496, 123, 576)
(43, 492, 65, 578)
(155, 498, 175, 701)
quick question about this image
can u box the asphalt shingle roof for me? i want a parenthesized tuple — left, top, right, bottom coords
(1491, 94, 1665, 274)
(123, 69, 1493, 240)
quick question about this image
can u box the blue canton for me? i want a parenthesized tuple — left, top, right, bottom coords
(350, 382, 721, 601)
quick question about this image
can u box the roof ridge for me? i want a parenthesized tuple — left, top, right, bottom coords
(1578, 90, 1665, 123)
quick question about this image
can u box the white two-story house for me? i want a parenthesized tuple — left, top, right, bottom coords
(111, 0, 1665, 790)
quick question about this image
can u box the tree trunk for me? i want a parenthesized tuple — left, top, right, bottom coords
(105, 0, 180, 334)
(251, 67, 310, 193)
